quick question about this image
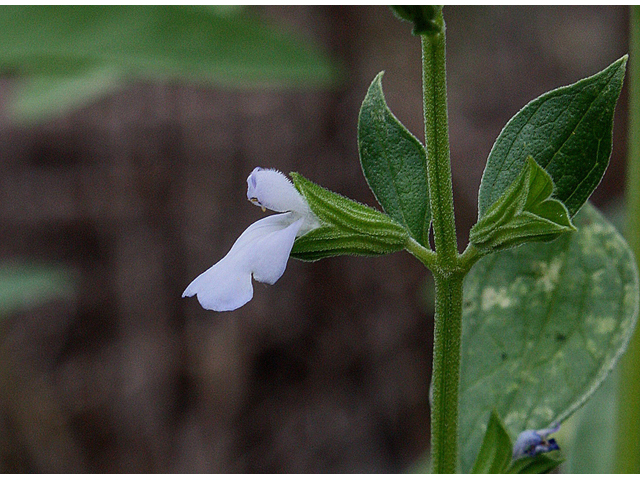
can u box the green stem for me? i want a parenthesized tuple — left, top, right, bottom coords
(431, 271, 464, 473)
(420, 10, 462, 474)
(422, 20, 458, 269)
(614, 5, 640, 473)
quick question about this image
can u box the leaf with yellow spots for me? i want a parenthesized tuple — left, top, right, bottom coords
(459, 203, 639, 473)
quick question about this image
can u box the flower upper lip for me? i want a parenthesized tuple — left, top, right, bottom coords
(182, 167, 318, 311)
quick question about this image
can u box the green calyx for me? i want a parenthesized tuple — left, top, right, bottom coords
(470, 156, 576, 253)
(290, 172, 408, 261)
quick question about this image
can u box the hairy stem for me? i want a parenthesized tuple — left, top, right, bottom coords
(421, 10, 462, 474)
(430, 272, 464, 473)
(422, 23, 457, 268)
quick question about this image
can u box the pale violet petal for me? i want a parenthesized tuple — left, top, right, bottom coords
(182, 253, 253, 311)
(512, 424, 561, 459)
(251, 218, 303, 284)
(182, 213, 301, 311)
(512, 430, 542, 459)
(246, 167, 309, 215)
(226, 212, 295, 259)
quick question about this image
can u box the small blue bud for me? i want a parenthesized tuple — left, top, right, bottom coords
(512, 424, 560, 459)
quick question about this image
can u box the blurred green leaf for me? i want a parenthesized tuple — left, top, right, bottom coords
(0, 5, 340, 123)
(406, 451, 431, 473)
(459, 203, 639, 473)
(0, 261, 75, 317)
(8, 68, 120, 123)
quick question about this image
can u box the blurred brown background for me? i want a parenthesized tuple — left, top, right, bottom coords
(0, 6, 629, 473)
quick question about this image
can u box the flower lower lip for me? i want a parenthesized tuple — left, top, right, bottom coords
(182, 213, 304, 311)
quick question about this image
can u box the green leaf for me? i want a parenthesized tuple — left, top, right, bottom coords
(8, 68, 121, 123)
(290, 172, 408, 261)
(471, 410, 513, 474)
(358, 72, 430, 246)
(564, 366, 618, 473)
(0, 6, 340, 123)
(459, 203, 639, 473)
(470, 156, 576, 252)
(478, 56, 627, 218)
(506, 451, 564, 474)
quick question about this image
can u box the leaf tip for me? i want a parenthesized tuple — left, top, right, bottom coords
(611, 54, 629, 77)
(371, 70, 385, 88)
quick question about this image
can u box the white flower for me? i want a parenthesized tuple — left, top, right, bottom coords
(182, 167, 319, 311)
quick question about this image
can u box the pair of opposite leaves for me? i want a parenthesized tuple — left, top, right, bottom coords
(183, 55, 627, 312)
